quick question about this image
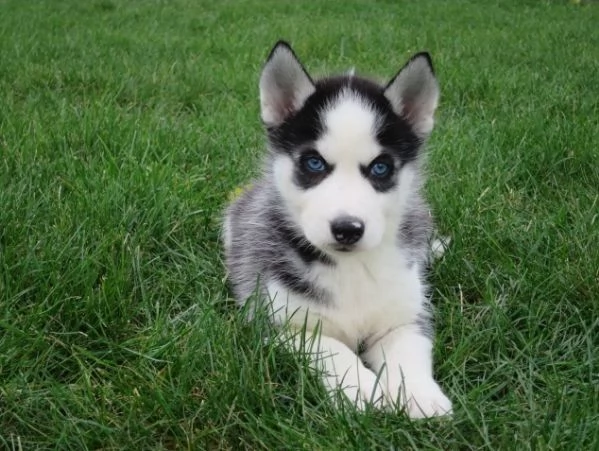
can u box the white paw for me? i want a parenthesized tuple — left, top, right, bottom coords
(387, 378, 453, 419)
(323, 367, 385, 410)
(431, 235, 451, 260)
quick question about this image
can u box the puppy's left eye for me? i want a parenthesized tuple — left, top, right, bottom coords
(370, 161, 391, 178)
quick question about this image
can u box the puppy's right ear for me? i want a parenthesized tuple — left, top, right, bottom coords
(259, 41, 315, 126)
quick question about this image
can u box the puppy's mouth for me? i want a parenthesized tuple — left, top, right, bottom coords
(331, 244, 357, 253)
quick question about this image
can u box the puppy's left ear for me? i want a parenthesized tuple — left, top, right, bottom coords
(384, 53, 440, 138)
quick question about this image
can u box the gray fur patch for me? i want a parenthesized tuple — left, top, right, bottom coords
(224, 176, 333, 306)
(414, 312, 434, 339)
(397, 192, 434, 269)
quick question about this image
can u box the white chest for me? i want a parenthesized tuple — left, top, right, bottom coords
(306, 249, 425, 346)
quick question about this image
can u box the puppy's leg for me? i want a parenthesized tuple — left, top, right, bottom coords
(362, 324, 452, 418)
(293, 332, 385, 410)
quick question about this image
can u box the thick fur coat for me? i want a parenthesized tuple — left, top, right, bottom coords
(223, 41, 452, 418)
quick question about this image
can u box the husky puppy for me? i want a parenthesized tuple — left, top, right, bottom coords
(223, 41, 452, 418)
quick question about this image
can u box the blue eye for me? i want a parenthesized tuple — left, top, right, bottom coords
(303, 156, 327, 173)
(370, 162, 391, 178)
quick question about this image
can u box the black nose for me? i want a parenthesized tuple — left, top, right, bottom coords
(330, 216, 365, 245)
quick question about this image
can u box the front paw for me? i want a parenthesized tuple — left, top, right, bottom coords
(386, 378, 452, 419)
(323, 368, 385, 410)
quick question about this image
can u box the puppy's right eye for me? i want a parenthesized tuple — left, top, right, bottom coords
(301, 155, 327, 173)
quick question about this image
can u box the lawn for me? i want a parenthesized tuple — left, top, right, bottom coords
(1, 0, 598, 449)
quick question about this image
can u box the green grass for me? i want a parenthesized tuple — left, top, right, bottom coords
(1, 0, 598, 448)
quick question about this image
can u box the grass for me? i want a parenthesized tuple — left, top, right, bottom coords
(1, 0, 598, 448)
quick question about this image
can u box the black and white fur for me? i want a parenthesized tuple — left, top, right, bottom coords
(223, 41, 452, 418)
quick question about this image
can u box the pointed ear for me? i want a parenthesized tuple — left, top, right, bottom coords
(384, 52, 440, 138)
(259, 41, 315, 126)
